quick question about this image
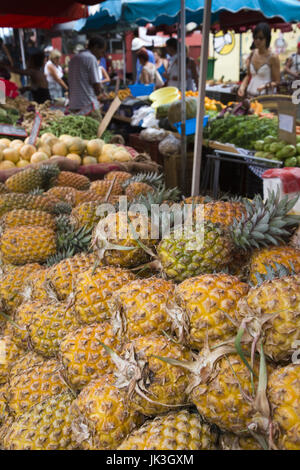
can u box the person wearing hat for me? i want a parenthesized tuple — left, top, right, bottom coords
(284, 42, 300, 80)
(131, 37, 155, 83)
(45, 49, 68, 100)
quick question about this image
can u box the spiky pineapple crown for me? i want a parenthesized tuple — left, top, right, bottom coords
(252, 261, 296, 287)
(231, 190, 300, 250)
(122, 171, 164, 190)
(38, 163, 61, 190)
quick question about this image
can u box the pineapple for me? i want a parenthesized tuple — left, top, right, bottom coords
(23, 267, 52, 303)
(90, 180, 123, 197)
(125, 182, 154, 201)
(2, 392, 77, 450)
(268, 364, 300, 450)
(27, 301, 79, 358)
(0, 333, 23, 384)
(93, 211, 156, 269)
(219, 432, 264, 450)
(181, 195, 212, 205)
(9, 351, 45, 379)
(1, 209, 56, 231)
(50, 171, 90, 191)
(0, 193, 70, 217)
(47, 252, 97, 301)
(73, 189, 107, 206)
(203, 201, 247, 226)
(109, 277, 175, 340)
(0, 384, 8, 425)
(237, 274, 300, 362)
(71, 374, 144, 450)
(74, 266, 135, 325)
(5, 164, 60, 193)
(104, 171, 131, 183)
(248, 245, 300, 285)
(0, 263, 42, 313)
(0, 183, 10, 194)
(156, 192, 300, 282)
(118, 410, 218, 450)
(174, 273, 249, 350)
(46, 187, 78, 206)
(106, 334, 192, 416)
(60, 322, 122, 391)
(71, 201, 103, 230)
(7, 359, 70, 416)
(0, 225, 56, 265)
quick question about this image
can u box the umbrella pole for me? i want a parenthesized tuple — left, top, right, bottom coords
(180, 0, 187, 194)
(18, 28, 27, 86)
(191, 0, 212, 196)
(123, 33, 126, 86)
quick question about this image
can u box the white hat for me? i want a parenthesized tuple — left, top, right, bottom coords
(131, 37, 146, 51)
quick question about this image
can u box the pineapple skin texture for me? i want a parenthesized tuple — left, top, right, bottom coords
(104, 171, 131, 183)
(249, 246, 300, 285)
(60, 322, 122, 391)
(71, 201, 103, 230)
(0, 193, 63, 217)
(51, 171, 90, 191)
(118, 410, 218, 450)
(237, 275, 300, 362)
(175, 274, 249, 350)
(190, 354, 261, 435)
(74, 266, 135, 324)
(48, 252, 97, 300)
(203, 201, 247, 227)
(157, 223, 234, 282)
(7, 359, 69, 416)
(125, 182, 154, 201)
(0, 226, 56, 265)
(28, 301, 79, 358)
(0, 384, 8, 425)
(2, 392, 77, 450)
(268, 364, 300, 450)
(5, 168, 43, 193)
(90, 180, 123, 197)
(121, 335, 193, 416)
(71, 374, 144, 450)
(1, 209, 56, 230)
(109, 277, 174, 340)
(219, 432, 263, 450)
(0, 333, 23, 384)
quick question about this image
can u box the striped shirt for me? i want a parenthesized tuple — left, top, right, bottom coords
(68, 50, 100, 112)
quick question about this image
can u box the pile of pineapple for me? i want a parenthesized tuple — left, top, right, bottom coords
(0, 162, 300, 451)
(0, 133, 132, 170)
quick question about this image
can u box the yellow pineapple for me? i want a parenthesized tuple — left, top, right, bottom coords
(118, 410, 218, 450)
(9, 351, 45, 379)
(5, 164, 60, 193)
(0, 263, 42, 313)
(50, 171, 90, 190)
(60, 322, 122, 391)
(74, 266, 135, 324)
(46, 186, 78, 206)
(93, 211, 156, 269)
(7, 359, 69, 416)
(48, 252, 97, 301)
(125, 182, 154, 201)
(0, 225, 57, 265)
(90, 179, 123, 197)
(203, 201, 247, 226)
(71, 201, 103, 230)
(0, 193, 67, 217)
(219, 433, 264, 450)
(0, 384, 8, 425)
(174, 273, 249, 350)
(2, 392, 77, 450)
(0, 333, 23, 384)
(73, 189, 107, 206)
(249, 245, 300, 285)
(109, 277, 175, 340)
(71, 374, 144, 450)
(268, 364, 300, 450)
(1, 209, 56, 231)
(28, 301, 79, 358)
(104, 171, 131, 183)
(237, 274, 300, 362)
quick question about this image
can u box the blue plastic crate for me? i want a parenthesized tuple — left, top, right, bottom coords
(174, 115, 209, 135)
(129, 84, 155, 97)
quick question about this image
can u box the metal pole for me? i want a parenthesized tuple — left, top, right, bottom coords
(18, 28, 26, 70)
(180, 0, 187, 194)
(123, 33, 126, 86)
(191, 0, 212, 196)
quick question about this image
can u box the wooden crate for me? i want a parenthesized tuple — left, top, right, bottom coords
(163, 151, 194, 191)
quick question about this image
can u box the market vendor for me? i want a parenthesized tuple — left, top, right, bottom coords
(131, 38, 155, 83)
(284, 42, 300, 80)
(238, 23, 280, 98)
(165, 38, 198, 91)
(68, 36, 106, 118)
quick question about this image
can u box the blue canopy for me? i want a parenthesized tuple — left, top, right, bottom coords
(75, 1, 122, 31)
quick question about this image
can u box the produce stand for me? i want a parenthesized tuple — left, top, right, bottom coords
(205, 84, 237, 105)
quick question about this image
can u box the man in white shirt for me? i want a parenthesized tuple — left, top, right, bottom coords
(68, 36, 106, 116)
(284, 42, 300, 80)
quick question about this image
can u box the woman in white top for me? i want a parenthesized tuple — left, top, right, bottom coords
(137, 48, 159, 86)
(45, 49, 68, 100)
(238, 23, 280, 98)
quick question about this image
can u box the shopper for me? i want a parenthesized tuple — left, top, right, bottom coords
(137, 49, 163, 87)
(45, 49, 68, 100)
(68, 36, 106, 117)
(98, 59, 110, 85)
(153, 48, 168, 83)
(165, 38, 198, 91)
(238, 23, 280, 97)
(0, 38, 13, 67)
(284, 42, 300, 80)
(131, 38, 155, 83)
(10, 52, 50, 103)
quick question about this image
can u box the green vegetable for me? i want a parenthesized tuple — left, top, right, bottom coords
(156, 103, 172, 119)
(168, 97, 197, 127)
(296, 143, 300, 155)
(40, 115, 102, 140)
(254, 140, 265, 151)
(269, 142, 285, 153)
(296, 135, 300, 144)
(263, 144, 271, 152)
(264, 135, 277, 144)
(297, 156, 300, 166)
(284, 156, 297, 167)
(254, 151, 265, 158)
(281, 145, 297, 158)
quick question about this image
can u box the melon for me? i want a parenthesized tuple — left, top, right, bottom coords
(168, 97, 198, 127)
(3, 147, 19, 163)
(87, 139, 104, 158)
(19, 144, 36, 161)
(31, 152, 49, 164)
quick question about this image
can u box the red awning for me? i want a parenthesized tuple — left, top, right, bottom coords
(0, 0, 107, 29)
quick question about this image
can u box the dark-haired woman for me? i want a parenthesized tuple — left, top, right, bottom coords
(238, 23, 280, 98)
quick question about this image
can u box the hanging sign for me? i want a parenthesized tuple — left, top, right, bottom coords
(28, 112, 42, 145)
